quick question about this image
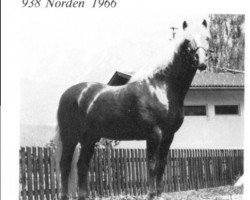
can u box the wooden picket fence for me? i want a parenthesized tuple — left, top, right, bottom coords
(19, 147, 244, 200)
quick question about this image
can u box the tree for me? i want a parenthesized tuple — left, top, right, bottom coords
(208, 14, 245, 72)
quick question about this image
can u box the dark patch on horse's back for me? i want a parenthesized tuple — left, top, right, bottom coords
(60, 82, 105, 114)
(77, 83, 106, 115)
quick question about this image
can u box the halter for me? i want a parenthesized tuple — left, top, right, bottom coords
(194, 46, 214, 54)
(191, 47, 214, 70)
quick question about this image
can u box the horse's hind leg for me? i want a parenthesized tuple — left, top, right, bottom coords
(77, 138, 97, 200)
(57, 97, 82, 199)
(60, 139, 78, 200)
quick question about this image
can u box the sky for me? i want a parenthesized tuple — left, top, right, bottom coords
(19, 11, 189, 83)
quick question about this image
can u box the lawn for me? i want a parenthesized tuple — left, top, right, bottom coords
(98, 186, 243, 200)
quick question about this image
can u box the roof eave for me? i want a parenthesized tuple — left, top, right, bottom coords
(190, 86, 244, 90)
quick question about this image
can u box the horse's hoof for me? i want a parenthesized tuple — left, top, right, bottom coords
(157, 196, 165, 200)
(78, 197, 88, 200)
(60, 195, 69, 200)
(147, 192, 156, 200)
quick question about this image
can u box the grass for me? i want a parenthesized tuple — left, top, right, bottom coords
(86, 186, 243, 200)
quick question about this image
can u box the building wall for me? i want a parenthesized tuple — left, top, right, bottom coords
(116, 89, 244, 149)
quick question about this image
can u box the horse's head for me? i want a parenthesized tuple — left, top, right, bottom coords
(181, 19, 212, 71)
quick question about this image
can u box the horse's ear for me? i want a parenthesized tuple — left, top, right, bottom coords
(183, 21, 188, 30)
(202, 19, 207, 28)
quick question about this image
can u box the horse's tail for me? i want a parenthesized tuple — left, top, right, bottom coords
(68, 144, 80, 198)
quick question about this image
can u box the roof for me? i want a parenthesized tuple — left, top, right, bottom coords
(191, 73, 244, 88)
(108, 71, 244, 89)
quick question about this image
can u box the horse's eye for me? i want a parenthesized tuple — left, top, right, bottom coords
(206, 37, 210, 42)
(187, 47, 191, 51)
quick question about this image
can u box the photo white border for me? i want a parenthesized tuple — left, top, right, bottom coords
(2, 0, 249, 199)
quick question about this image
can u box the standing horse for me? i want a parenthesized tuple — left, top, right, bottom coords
(55, 19, 211, 200)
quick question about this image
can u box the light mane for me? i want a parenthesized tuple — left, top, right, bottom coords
(129, 34, 186, 82)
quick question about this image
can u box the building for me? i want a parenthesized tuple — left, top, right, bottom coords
(108, 71, 244, 149)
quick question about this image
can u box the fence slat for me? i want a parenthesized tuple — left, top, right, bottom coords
(187, 150, 191, 190)
(127, 149, 132, 195)
(205, 150, 209, 188)
(26, 147, 33, 200)
(114, 149, 121, 195)
(98, 148, 104, 197)
(32, 147, 39, 200)
(179, 149, 184, 191)
(110, 149, 116, 195)
(134, 149, 139, 195)
(49, 148, 56, 200)
(182, 150, 187, 191)
(176, 149, 180, 191)
(138, 149, 143, 195)
(106, 149, 112, 196)
(94, 149, 99, 196)
(142, 149, 147, 194)
(119, 149, 124, 194)
(38, 147, 45, 200)
(20, 147, 27, 200)
(44, 148, 50, 200)
(103, 148, 108, 197)
(122, 149, 127, 195)
(198, 150, 203, 188)
(131, 149, 136, 195)
(89, 156, 95, 197)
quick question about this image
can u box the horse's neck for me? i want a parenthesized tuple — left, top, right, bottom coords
(150, 53, 197, 103)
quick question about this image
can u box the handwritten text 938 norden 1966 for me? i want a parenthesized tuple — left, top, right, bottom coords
(22, 0, 117, 8)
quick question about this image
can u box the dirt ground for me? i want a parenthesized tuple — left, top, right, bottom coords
(100, 186, 244, 200)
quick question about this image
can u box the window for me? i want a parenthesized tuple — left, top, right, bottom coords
(184, 106, 207, 116)
(215, 105, 239, 115)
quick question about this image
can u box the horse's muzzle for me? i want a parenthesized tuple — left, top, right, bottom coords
(198, 63, 207, 71)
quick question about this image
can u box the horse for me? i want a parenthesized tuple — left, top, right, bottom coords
(55, 19, 211, 200)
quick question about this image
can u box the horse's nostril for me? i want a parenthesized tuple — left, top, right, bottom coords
(199, 64, 207, 71)
(195, 54, 199, 60)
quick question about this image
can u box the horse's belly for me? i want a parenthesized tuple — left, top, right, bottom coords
(107, 122, 146, 140)
(88, 116, 147, 140)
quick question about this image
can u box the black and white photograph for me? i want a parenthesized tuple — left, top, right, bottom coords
(1, 1, 249, 200)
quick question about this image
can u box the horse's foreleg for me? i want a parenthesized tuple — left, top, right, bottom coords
(155, 136, 174, 196)
(146, 137, 160, 200)
(77, 140, 96, 200)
